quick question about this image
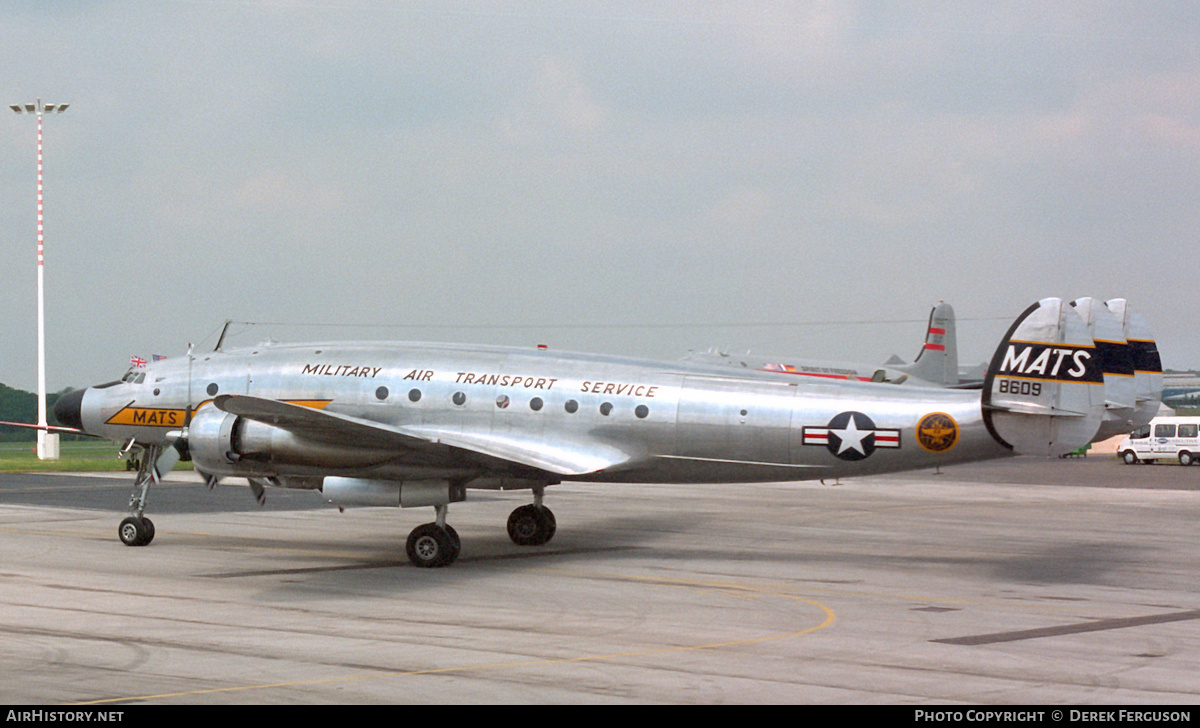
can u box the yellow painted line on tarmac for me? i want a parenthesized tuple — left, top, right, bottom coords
(68, 570, 836, 705)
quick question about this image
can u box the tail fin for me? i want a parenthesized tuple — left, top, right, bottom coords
(1070, 297, 1136, 441)
(896, 302, 959, 385)
(1105, 299, 1163, 429)
(982, 298, 1105, 456)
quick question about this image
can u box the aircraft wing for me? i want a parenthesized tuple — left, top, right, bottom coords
(214, 395, 634, 477)
(215, 395, 410, 449)
(0, 420, 98, 437)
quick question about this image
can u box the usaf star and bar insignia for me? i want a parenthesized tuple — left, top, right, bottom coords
(803, 411, 901, 461)
(803, 411, 960, 460)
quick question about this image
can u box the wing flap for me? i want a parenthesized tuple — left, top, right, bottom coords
(399, 424, 635, 476)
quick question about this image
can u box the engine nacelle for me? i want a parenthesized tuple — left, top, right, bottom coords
(188, 406, 244, 477)
(187, 405, 395, 477)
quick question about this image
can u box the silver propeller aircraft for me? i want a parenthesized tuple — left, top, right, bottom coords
(46, 297, 1161, 568)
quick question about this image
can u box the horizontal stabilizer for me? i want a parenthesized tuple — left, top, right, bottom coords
(985, 402, 1091, 417)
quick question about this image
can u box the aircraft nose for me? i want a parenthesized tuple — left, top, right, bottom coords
(54, 388, 86, 430)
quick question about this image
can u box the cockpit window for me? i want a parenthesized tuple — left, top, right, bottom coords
(120, 371, 146, 384)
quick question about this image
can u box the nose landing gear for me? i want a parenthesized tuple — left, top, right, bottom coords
(117, 442, 175, 547)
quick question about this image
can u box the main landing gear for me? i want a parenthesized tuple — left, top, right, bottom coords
(507, 503, 556, 546)
(404, 489, 557, 568)
(405, 505, 461, 568)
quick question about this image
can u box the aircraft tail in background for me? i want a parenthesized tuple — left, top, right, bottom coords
(894, 302, 958, 386)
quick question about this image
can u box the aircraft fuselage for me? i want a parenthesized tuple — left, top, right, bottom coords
(49, 297, 1155, 565)
(70, 340, 1004, 486)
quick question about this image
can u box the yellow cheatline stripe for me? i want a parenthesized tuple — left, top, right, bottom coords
(103, 399, 331, 427)
(283, 400, 332, 409)
(105, 407, 188, 427)
(68, 570, 835, 705)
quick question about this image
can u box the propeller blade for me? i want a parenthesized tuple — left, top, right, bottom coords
(153, 444, 180, 483)
(247, 478, 268, 506)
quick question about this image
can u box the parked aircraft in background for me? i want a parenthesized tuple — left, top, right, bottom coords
(686, 301, 962, 386)
(38, 297, 1161, 568)
(1162, 387, 1200, 410)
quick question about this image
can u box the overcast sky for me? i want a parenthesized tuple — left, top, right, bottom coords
(1, 1, 1196, 392)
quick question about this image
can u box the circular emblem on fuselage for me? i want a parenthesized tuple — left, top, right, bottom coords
(916, 412, 958, 453)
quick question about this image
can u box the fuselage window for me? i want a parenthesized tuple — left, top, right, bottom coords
(496, 394, 510, 409)
(207, 383, 219, 396)
(376, 386, 389, 400)
(600, 402, 613, 416)
(530, 397, 544, 411)
(408, 388, 422, 402)
(452, 391, 467, 406)
(635, 404, 649, 419)
(564, 399, 578, 413)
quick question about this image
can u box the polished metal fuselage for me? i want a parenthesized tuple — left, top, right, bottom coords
(77, 340, 1007, 485)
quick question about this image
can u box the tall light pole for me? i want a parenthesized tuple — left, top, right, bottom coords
(10, 98, 68, 460)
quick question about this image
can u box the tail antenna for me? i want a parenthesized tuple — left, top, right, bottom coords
(214, 319, 233, 352)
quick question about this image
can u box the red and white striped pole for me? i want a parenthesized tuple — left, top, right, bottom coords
(11, 99, 69, 459)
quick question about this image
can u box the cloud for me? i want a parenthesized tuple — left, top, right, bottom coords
(0, 1, 1198, 389)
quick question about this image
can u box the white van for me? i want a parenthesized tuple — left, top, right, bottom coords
(1116, 416, 1200, 465)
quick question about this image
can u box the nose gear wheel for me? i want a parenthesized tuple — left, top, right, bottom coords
(118, 516, 155, 546)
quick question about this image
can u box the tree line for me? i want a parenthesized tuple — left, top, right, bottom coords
(0, 383, 79, 441)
